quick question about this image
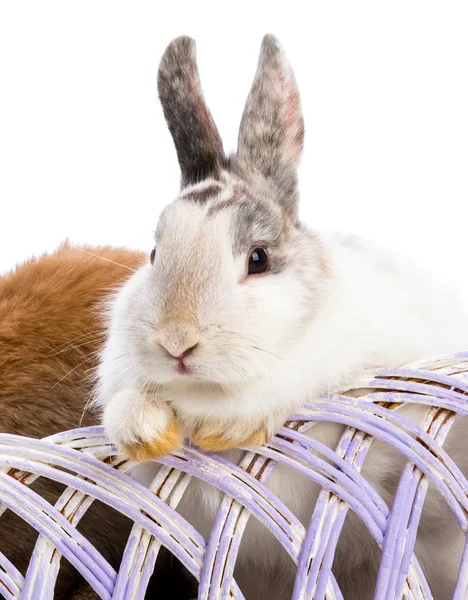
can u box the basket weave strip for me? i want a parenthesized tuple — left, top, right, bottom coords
(0, 352, 467, 599)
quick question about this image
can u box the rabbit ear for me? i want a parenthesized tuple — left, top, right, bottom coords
(158, 36, 226, 188)
(237, 35, 304, 219)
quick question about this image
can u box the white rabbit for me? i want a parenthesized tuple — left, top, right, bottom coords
(96, 35, 468, 599)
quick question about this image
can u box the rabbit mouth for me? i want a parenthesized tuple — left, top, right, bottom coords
(175, 360, 192, 376)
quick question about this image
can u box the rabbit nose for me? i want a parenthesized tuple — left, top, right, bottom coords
(155, 327, 200, 359)
(172, 342, 198, 360)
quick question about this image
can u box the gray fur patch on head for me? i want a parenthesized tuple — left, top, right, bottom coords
(182, 183, 223, 204)
(205, 181, 289, 272)
(231, 198, 280, 255)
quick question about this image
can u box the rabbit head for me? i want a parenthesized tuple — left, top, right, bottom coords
(99, 35, 330, 414)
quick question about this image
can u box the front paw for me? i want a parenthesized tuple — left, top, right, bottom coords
(103, 390, 182, 461)
(191, 422, 268, 452)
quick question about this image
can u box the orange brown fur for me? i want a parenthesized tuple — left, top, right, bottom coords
(0, 243, 144, 598)
(122, 418, 182, 462)
(0, 243, 145, 437)
(192, 428, 268, 452)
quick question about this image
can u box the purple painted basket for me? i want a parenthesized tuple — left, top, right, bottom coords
(1, 352, 468, 599)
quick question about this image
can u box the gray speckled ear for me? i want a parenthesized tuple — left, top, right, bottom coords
(237, 35, 304, 220)
(158, 36, 226, 188)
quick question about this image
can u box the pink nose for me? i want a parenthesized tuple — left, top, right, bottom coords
(155, 325, 200, 359)
(155, 323, 200, 359)
(174, 343, 198, 360)
(158, 340, 199, 359)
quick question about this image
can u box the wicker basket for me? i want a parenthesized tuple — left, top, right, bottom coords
(1, 352, 468, 599)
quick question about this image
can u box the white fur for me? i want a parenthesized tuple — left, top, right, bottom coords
(93, 33, 468, 597)
(96, 189, 468, 598)
(102, 389, 173, 448)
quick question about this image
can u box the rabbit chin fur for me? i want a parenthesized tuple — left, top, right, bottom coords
(96, 35, 468, 599)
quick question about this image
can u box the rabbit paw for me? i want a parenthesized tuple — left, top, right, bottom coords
(103, 390, 182, 461)
(191, 423, 268, 452)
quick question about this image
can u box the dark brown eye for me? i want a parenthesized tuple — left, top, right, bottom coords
(248, 247, 269, 275)
(150, 247, 156, 265)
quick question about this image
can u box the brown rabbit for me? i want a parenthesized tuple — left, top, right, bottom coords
(0, 244, 195, 599)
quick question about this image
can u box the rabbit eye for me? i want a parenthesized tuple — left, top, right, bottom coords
(248, 247, 269, 275)
(150, 247, 156, 265)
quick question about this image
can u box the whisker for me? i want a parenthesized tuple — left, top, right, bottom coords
(49, 356, 96, 391)
(219, 327, 301, 372)
(43, 323, 145, 357)
(80, 249, 139, 273)
(45, 337, 106, 357)
(78, 395, 97, 427)
(251, 345, 301, 372)
(44, 329, 106, 355)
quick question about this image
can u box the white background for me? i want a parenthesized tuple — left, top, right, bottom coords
(1, 2, 467, 304)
